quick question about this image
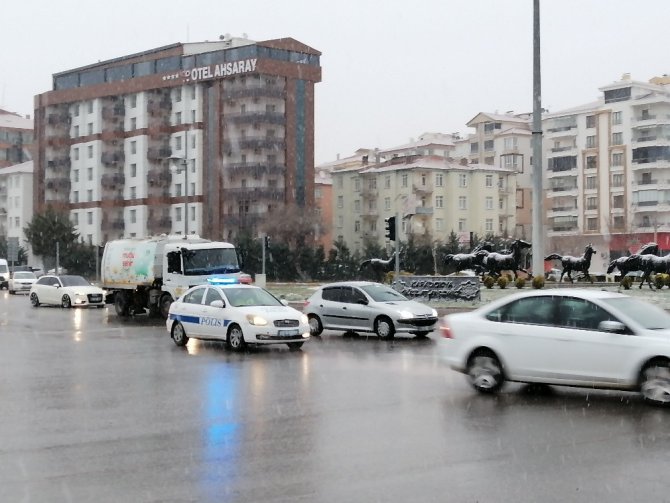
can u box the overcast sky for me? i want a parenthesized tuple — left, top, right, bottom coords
(2, 0, 669, 163)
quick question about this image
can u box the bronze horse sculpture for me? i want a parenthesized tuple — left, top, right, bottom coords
(481, 239, 531, 279)
(606, 242, 659, 288)
(443, 242, 494, 276)
(359, 251, 399, 281)
(545, 243, 597, 283)
(636, 244, 670, 289)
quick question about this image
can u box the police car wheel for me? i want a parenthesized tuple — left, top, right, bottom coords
(171, 322, 189, 346)
(227, 325, 246, 351)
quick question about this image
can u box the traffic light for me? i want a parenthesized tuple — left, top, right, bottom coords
(384, 216, 396, 241)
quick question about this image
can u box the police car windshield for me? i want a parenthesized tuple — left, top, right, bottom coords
(224, 287, 283, 307)
(183, 248, 240, 275)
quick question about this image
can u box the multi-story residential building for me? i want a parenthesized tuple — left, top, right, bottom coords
(34, 36, 321, 245)
(0, 109, 33, 169)
(331, 155, 517, 253)
(314, 165, 333, 250)
(378, 132, 458, 160)
(455, 112, 533, 239)
(542, 73, 670, 269)
(0, 161, 36, 264)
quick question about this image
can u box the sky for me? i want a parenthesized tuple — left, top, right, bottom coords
(2, 0, 670, 164)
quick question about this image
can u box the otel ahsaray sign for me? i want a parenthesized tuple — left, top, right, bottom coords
(162, 58, 258, 83)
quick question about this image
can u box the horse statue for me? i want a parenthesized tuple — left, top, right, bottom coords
(359, 252, 398, 281)
(443, 242, 494, 276)
(636, 245, 670, 289)
(544, 243, 597, 283)
(481, 239, 532, 279)
(606, 242, 659, 288)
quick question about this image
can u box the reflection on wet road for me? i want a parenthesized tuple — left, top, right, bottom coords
(0, 291, 667, 502)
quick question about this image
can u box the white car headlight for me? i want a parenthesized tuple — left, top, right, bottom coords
(300, 314, 308, 324)
(246, 314, 268, 326)
(431, 308, 438, 317)
(399, 310, 413, 319)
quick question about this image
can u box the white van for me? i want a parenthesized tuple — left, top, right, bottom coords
(0, 259, 8, 290)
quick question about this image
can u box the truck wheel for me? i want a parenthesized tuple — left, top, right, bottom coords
(160, 294, 173, 319)
(114, 292, 130, 317)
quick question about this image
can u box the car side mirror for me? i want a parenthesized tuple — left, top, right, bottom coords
(356, 298, 368, 305)
(281, 299, 289, 306)
(210, 300, 225, 308)
(598, 320, 626, 333)
(53, 283, 60, 288)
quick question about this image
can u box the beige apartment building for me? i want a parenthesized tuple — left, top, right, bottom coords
(331, 155, 516, 253)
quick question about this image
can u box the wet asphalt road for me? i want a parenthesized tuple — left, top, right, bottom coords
(1, 290, 669, 503)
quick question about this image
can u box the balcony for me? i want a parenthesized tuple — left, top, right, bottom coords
(47, 157, 71, 172)
(147, 146, 172, 161)
(224, 111, 285, 125)
(223, 137, 286, 150)
(412, 183, 433, 194)
(147, 169, 172, 186)
(224, 162, 286, 177)
(147, 216, 172, 232)
(413, 206, 433, 216)
(101, 173, 125, 189)
(47, 113, 71, 127)
(45, 177, 71, 191)
(101, 151, 125, 166)
(223, 86, 284, 100)
(102, 104, 126, 121)
(360, 209, 379, 218)
(222, 187, 285, 200)
(101, 219, 125, 231)
(225, 213, 263, 226)
(147, 97, 172, 116)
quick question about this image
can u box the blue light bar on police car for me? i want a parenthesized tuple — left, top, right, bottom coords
(207, 276, 239, 285)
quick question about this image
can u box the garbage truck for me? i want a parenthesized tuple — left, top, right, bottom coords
(101, 235, 249, 318)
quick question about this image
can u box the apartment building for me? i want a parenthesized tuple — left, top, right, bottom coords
(34, 36, 321, 245)
(331, 155, 517, 253)
(0, 161, 36, 264)
(542, 73, 670, 268)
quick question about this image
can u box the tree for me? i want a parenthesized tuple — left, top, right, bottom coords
(24, 207, 79, 271)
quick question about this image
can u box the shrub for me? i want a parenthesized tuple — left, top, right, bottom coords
(621, 276, 633, 290)
(531, 275, 545, 289)
(654, 274, 667, 290)
(497, 276, 509, 289)
(505, 273, 514, 283)
(515, 277, 526, 289)
(483, 275, 496, 289)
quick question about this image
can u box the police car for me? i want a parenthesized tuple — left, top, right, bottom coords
(166, 281, 310, 351)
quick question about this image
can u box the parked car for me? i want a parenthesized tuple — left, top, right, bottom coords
(303, 281, 438, 339)
(29, 275, 105, 308)
(167, 283, 310, 351)
(438, 288, 670, 406)
(9, 271, 38, 294)
(0, 258, 8, 290)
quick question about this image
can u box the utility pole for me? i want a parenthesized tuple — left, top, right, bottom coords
(531, 0, 545, 278)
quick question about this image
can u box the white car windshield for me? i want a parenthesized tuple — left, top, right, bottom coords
(359, 284, 408, 302)
(601, 297, 670, 330)
(224, 287, 283, 307)
(59, 275, 91, 287)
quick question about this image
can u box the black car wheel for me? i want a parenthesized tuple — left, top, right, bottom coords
(287, 342, 304, 351)
(466, 350, 505, 393)
(171, 321, 189, 347)
(227, 324, 246, 351)
(640, 359, 670, 406)
(308, 315, 323, 336)
(30, 292, 40, 307)
(61, 295, 72, 309)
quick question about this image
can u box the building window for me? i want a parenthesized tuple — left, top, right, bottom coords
(436, 218, 443, 231)
(130, 117, 137, 130)
(586, 197, 598, 210)
(353, 178, 360, 191)
(384, 176, 391, 189)
(458, 196, 467, 210)
(73, 104, 80, 117)
(612, 194, 624, 208)
(504, 137, 517, 150)
(72, 212, 79, 225)
(87, 211, 93, 225)
(484, 140, 494, 151)
(435, 173, 443, 187)
(586, 156, 597, 170)
(470, 142, 478, 154)
(74, 169, 80, 183)
(401, 174, 408, 187)
(130, 186, 136, 199)
(87, 145, 93, 158)
(612, 111, 622, 125)
(175, 183, 182, 197)
(435, 196, 444, 208)
(586, 136, 596, 148)
(87, 101, 93, 114)
(587, 217, 598, 231)
(130, 163, 137, 177)
(612, 152, 623, 166)
(73, 148, 79, 161)
(87, 189, 92, 202)
(87, 123, 93, 135)
(459, 174, 467, 187)
(87, 167, 93, 181)
(612, 132, 623, 145)
(458, 219, 466, 231)
(337, 195, 343, 208)
(384, 197, 391, 210)
(486, 196, 493, 210)
(353, 220, 361, 232)
(129, 209, 136, 224)
(175, 136, 182, 151)
(73, 190, 79, 203)
(612, 216, 625, 229)
(131, 141, 136, 154)
(176, 207, 182, 222)
(175, 112, 182, 125)
(74, 125, 80, 137)
(130, 95, 137, 108)
(354, 200, 361, 212)
(175, 89, 182, 102)
(485, 219, 494, 232)
(586, 115, 596, 128)
(586, 176, 596, 189)
(612, 173, 623, 187)
(485, 174, 493, 187)
(337, 215, 343, 228)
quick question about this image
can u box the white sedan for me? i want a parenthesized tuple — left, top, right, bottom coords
(167, 283, 310, 351)
(439, 288, 670, 406)
(9, 271, 38, 294)
(29, 274, 106, 308)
